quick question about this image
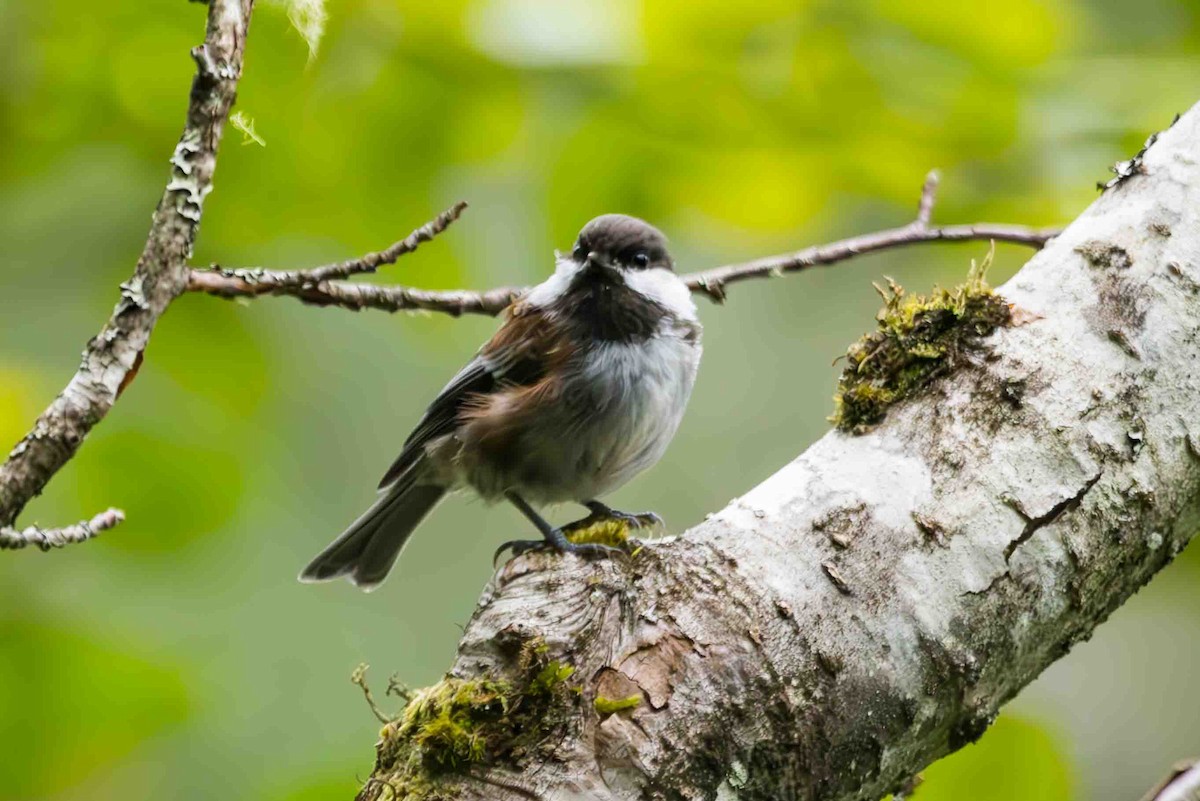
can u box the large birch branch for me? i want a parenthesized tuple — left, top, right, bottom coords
(1141, 759, 1200, 801)
(355, 105, 1200, 800)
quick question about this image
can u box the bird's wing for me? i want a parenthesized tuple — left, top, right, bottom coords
(377, 357, 494, 489)
(377, 302, 556, 489)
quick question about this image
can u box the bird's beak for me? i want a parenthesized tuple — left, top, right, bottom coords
(584, 251, 621, 283)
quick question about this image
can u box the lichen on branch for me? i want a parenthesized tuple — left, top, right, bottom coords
(831, 246, 1012, 433)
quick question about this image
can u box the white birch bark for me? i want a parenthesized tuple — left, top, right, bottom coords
(362, 104, 1200, 801)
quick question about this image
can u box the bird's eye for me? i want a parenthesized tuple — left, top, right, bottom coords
(630, 251, 650, 269)
(572, 244, 587, 262)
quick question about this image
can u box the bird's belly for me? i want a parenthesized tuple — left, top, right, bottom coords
(462, 336, 699, 505)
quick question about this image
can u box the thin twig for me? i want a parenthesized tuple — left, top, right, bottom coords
(0, 0, 254, 541)
(683, 169, 1058, 303)
(386, 673, 414, 704)
(189, 172, 1060, 316)
(915, 169, 940, 228)
(351, 664, 394, 725)
(192, 276, 525, 316)
(683, 220, 1058, 303)
(188, 201, 469, 296)
(0, 508, 125, 551)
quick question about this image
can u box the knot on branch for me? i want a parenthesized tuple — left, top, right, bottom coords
(190, 43, 239, 81)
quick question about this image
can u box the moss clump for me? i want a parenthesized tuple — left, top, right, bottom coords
(567, 515, 665, 553)
(529, 659, 576, 695)
(594, 694, 642, 715)
(370, 638, 578, 799)
(394, 678, 509, 770)
(831, 248, 1011, 433)
(564, 517, 634, 549)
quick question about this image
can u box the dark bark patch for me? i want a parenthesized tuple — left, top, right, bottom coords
(812, 502, 871, 550)
(821, 562, 853, 595)
(1075, 240, 1133, 270)
(617, 632, 694, 710)
(1093, 269, 1149, 331)
(947, 709, 994, 751)
(912, 511, 949, 547)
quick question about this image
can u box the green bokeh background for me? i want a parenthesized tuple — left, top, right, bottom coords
(2, 1, 1198, 799)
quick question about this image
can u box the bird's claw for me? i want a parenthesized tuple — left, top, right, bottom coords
(493, 533, 622, 567)
(575, 505, 664, 532)
(607, 509, 663, 529)
(493, 539, 540, 565)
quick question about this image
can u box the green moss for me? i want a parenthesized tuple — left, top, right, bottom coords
(530, 660, 576, 695)
(594, 694, 642, 715)
(369, 638, 578, 799)
(563, 517, 634, 549)
(831, 248, 1012, 434)
(396, 678, 508, 770)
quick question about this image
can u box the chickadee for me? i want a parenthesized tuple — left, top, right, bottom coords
(300, 214, 702, 590)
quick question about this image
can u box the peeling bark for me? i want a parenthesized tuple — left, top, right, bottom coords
(359, 105, 1200, 800)
(0, 0, 253, 545)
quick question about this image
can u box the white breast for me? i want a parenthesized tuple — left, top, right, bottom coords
(576, 330, 700, 494)
(547, 327, 701, 502)
(459, 262, 703, 505)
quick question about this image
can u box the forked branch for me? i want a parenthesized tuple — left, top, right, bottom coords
(684, 170, 1058, 303)
(186, 170, 1059, 316)
(187, 200, 479, 308)
(0, 0, 255, 547)
(0, 4, 1058, 553)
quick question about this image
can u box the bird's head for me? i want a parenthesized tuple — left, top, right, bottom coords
(567, 214, 674, 284)
(522, 213, 695, 328)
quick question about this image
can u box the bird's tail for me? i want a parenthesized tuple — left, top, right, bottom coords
(299, 483, 445, 590)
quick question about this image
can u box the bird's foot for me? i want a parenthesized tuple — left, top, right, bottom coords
(583, 501, 664, 530)
(493, 527, 622, 566)
(556, 504, 662, 552)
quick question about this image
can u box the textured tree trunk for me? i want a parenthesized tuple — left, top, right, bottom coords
(358, 104, 1200, 801)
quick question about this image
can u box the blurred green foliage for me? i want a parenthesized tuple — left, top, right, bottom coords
(1, 1, 1198, 799)
(917, 717, 1074, 801)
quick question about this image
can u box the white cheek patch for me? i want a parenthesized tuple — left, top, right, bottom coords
(524, 259, 698, 324)
(523, 257, 582, 308)
(623, 267, 698, 321)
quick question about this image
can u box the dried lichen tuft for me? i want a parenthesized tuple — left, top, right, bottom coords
(831, 247, 1012, 434)
(368, 639, 577, 799)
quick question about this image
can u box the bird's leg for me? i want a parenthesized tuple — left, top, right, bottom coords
(494, 491, 621, 565)
(581, 500, 664, 530)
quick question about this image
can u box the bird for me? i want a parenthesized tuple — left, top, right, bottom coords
(299, 213, 703, 590)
